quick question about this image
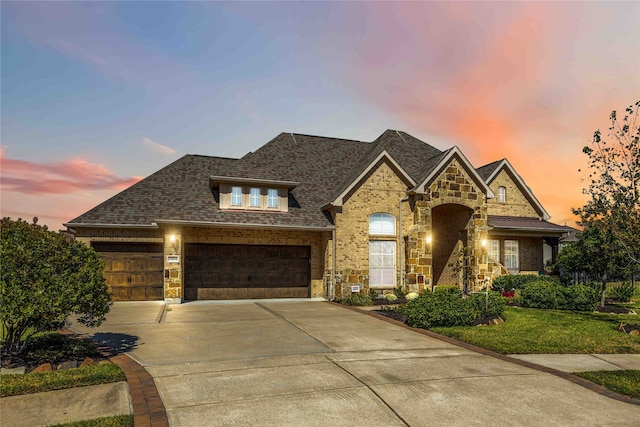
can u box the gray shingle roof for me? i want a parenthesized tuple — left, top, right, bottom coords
(476, 159, 504, 181)
(66, 155, 237, 226)
(67, 130, 556, 231)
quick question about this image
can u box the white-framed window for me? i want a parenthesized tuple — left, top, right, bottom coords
(267, 188, 278, 208)
(369, 213, 396, 235)
(497, 186, 506, 203)
(369, 240, 396, 288)
(487, 239, 500, 263)
(231, 186, 243, 206)
(504, 240, 519, 271)
(250, 187, 261, 207)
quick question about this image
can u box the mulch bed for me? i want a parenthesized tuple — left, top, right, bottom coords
(596, 304, 636, 314)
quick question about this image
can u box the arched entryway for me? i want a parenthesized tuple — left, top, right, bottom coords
(431, 204, 474, 288)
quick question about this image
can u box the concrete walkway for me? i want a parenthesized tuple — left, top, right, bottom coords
(2, 300, 639, 426)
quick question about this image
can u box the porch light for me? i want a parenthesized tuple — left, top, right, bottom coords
(481, 239, 487, 247)
(426, 235, 432, 245)
(169, 234, 176, 243)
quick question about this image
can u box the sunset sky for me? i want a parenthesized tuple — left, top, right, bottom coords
(2, 1, 639, 231)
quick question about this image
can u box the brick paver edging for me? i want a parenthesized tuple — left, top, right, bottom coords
(330, 302, 640, 406)
(110, 354, 169, 427)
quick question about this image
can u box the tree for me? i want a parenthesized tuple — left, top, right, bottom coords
(1, 217, 111, 356)
(570, 101, 640, 305)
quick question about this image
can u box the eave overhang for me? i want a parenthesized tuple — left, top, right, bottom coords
(210, 176, 299, 189)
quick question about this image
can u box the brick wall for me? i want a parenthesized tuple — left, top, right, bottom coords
(487, 170, 539, 217)
(333, 160, 411, 297)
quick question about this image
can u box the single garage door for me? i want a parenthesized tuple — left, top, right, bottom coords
(92, 242, 164, 301)
(184, 243, 310, 300)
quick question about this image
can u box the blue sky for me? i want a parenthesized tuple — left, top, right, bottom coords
(1, 1, 639, 230)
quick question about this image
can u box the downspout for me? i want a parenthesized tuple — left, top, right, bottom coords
(399, 196, 409, 291)
(331, 228, 337, 301)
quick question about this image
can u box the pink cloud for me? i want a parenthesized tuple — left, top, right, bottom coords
(337, 2, 638, 226)
(0, 152, 143, 195)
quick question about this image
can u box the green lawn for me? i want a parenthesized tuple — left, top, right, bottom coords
(431, 304, 640, 354)
(574, 370, 640, 399)
(1, 362, 126, 397)
(47, 415, 134, 427)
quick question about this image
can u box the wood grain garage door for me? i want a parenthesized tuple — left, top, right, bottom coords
(92, 242, 164, 301)
(184, 244, 310, 300)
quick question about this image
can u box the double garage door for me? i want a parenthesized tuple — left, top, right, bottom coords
(184, 244, 310, 300)
(93, 242, 164, 301)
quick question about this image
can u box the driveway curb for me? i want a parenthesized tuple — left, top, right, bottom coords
(110, 354, 169, 427)
(336, 302, 640, 406)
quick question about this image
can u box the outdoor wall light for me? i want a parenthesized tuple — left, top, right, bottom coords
(426, 235, 432, 245)
(169, 234, 176, 243)
(481, 239, 487, 247)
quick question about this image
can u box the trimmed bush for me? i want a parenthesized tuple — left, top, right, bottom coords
(433, 285, 461, 295)
(520, 280, 566, 309)
(400, 291, 478, 329)
(384, 293, 398, 302)
(405, 292, 419, 301)
(468, 291, 506, 318)
(562, 284, 598, 311)
(400, 289, 507, 330)
(491, 274, 558, 293)
(339, 293, 372, 306)
(608, 283, 635, 303)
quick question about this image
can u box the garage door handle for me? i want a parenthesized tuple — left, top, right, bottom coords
(127, 276, 131, 283)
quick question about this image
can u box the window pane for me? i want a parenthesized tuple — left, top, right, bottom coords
(231, 186, 242, 206)
(250, 188, 261, 207)
(370, 240, 396, 287)
(504, 240, 519, 270)
(498, 186, 506, 203)
(267, 188, 278, 208)
(369, 213, 396, 235)
(487, 240, 500, 262)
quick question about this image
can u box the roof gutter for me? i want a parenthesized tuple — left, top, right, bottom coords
(63, 222, 160, 229)
(155, 219, 335, 231)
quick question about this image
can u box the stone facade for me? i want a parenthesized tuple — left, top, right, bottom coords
(332, 160, 411, 297)
(487, 169, 539, 217)
(331, 157, 492, 297)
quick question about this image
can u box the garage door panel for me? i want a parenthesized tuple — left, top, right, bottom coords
(185, 243, 310, 299)
(93, 242, 163, 302)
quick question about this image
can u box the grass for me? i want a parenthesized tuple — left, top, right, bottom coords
(431, 302, 640, 354)
(574, 370, 640, 399)
(48, 415, 134, 427)
(1, 362, 126, 397)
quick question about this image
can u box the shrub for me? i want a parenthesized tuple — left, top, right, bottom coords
(393, 286, 406, 299)
(400, 291, 478, 329)
(491, 274, 558, 293)
(384, 293, 398, 302)
(339, 293, 372, 306)
(468, 291, 506, 318)
(369, 289, 379, 300)
(562, 284, 599, 311)
(405, 292, 419, 301)
(433, 285, 461, 295)
(520, 280, 566, 309)
(1, 218, 111, 356)
(608, 283, 635, 303)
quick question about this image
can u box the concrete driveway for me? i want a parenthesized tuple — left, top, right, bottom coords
(71, 300, 640, 426)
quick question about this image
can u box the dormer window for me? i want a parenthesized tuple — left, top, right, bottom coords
(211, 176, 298, 213)
(267, 188, 278, 208)
(250, 188, 261, 207)
(231, 186, 243, 206)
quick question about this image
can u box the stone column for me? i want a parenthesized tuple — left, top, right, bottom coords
(163, 227, 183, 303)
